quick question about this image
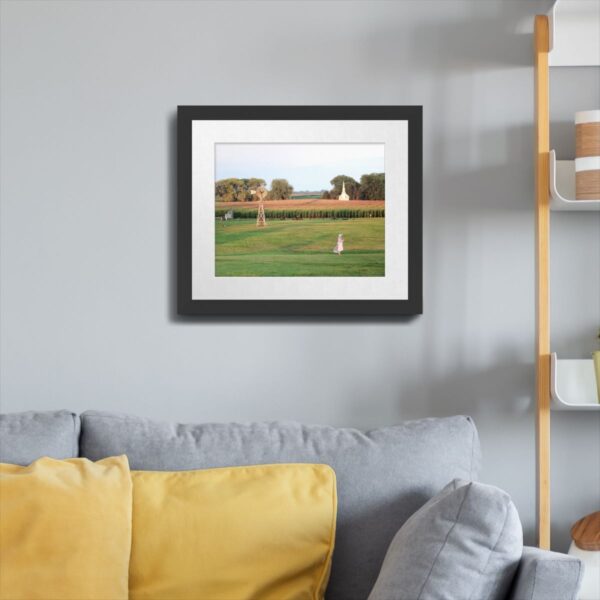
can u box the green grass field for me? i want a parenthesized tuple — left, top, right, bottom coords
(215, 218, 384, 277)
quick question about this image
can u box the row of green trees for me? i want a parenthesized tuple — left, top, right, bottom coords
(215, 178, 293, 202)
(215, 172, 385, 202)
(322, 173, 385, 200)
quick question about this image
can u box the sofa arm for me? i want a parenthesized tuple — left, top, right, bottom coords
(507, 546, 583, 600)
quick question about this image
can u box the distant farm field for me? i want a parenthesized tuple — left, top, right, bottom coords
(216, 199, 384, 211)
(215, 218, 384, 277)
(216, 199, 384, 221)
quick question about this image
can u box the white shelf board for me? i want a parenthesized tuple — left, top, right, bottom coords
(551, 353, 600, 411)
(548, 0, 600, 66)
(549, 150, 600, 211)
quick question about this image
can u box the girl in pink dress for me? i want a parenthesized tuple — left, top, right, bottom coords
(333, 233, 344, 255)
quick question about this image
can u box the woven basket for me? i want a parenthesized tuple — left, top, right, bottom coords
(576, 110, 600, 200)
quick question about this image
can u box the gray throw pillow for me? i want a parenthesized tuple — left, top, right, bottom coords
(0, 410, 80, 465)
(368, 479, 523, 600)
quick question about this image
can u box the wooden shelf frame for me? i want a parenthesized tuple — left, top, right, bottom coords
(534, 14, 551, 550)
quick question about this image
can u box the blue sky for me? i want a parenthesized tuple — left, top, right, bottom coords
(215, 143, 384, 191)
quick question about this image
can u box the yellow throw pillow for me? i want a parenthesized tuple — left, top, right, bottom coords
(0, 456, 132, 600)
(130, 463, 337, 600)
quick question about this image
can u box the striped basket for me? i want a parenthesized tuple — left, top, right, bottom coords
(576, 110, 600, 200)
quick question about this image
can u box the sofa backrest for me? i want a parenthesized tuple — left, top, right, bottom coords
(80, 411, 481, 600)
(0, 410, 80, 465)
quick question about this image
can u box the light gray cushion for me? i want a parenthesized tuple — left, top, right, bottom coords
(0, 410, 80, 465)
(368, 479, 523, 600)
(507, 546, 583, 600)
(80, 411, 481, 600)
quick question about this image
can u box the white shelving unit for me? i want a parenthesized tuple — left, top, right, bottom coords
(548, 0, 600, 67)
(549, 151, 600, 211)
(551, 353, 600, 411)
(546, 1, 600, 404)
(534, 0, 600, 547)
(547, 0, 600, 212)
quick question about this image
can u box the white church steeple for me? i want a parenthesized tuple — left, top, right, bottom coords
(338, 180, 350, 201)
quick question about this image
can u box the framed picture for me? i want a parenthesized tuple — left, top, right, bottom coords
(178, 106, 422, 317)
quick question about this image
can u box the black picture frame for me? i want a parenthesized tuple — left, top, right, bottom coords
(177, 106, 422, 317)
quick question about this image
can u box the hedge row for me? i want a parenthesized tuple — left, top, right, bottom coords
(215, 208, 385, 219)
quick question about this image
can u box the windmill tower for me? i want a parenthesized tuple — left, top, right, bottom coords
(256, 203, 266, 228)
(252, 185, 268, 227)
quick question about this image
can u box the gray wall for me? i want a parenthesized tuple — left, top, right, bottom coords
(1, 0, 598, 551)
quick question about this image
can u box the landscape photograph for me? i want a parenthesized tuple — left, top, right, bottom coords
(214, 143, 385, 277)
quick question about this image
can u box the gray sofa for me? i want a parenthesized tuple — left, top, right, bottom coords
(0, 410, 583, 600)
